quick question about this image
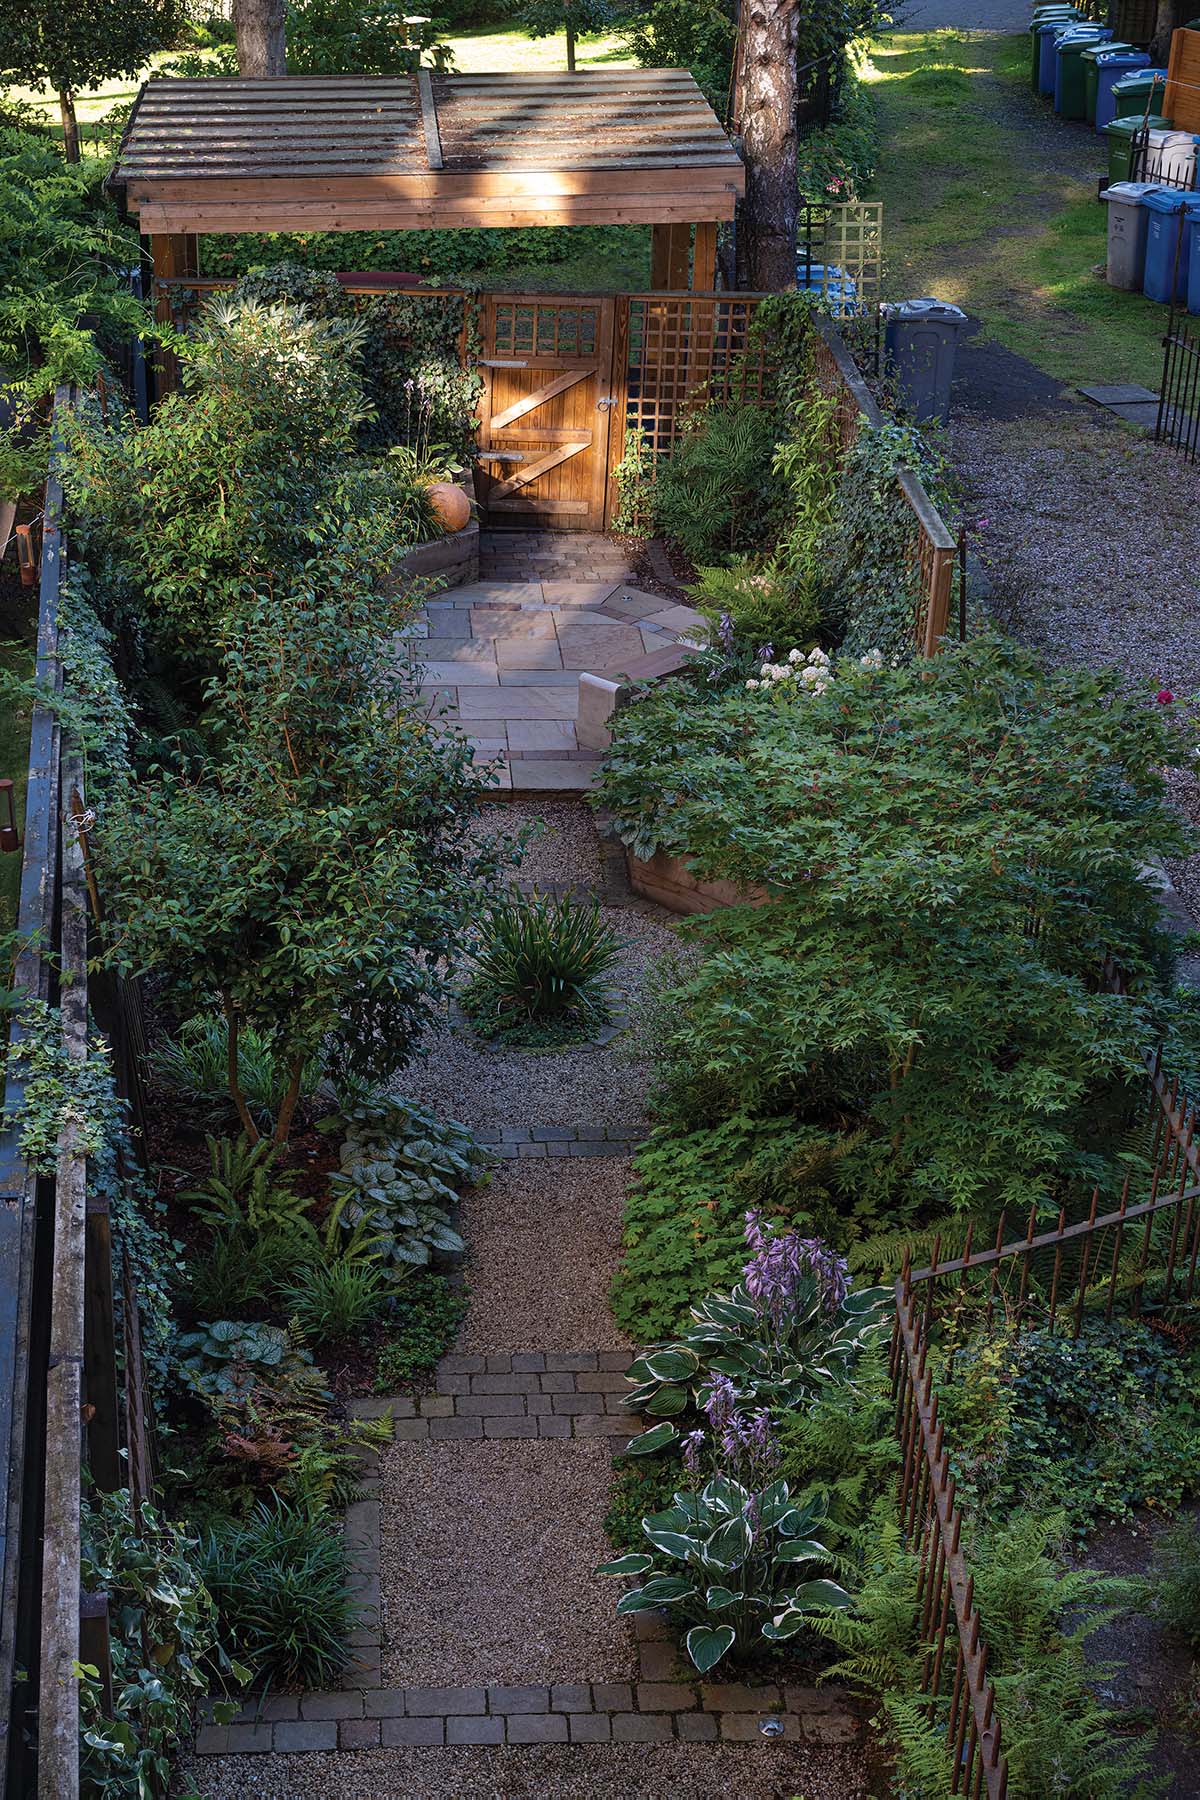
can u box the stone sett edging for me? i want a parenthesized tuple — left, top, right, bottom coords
(353, 1351, 637, 1442)
(196, 1612, 864, 1755)
(473, 1125, 646, 1160)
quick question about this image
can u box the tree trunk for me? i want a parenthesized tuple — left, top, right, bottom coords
(233, 0, 287, 76)
(223, 995, 261, 1145)
(1150, 0, 1186, 67)
(272, 1055, 306, 1148)
(566, 25, 577, 72)
(732, 0, 799, 291)
(58, 89, 80, 163)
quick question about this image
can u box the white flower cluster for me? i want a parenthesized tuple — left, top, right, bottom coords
(746, 646, 832, 693)
(745, 645, 888, 694)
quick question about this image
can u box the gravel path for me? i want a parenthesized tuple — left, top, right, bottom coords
(955, 404, 1200, 922)
(400, 902, 684, 1131)
(378, 1438, 635, 1687)
(459, 1158, 633, 1354)
(176, 1740, 876, 1798)
(468, 798, 608, 891)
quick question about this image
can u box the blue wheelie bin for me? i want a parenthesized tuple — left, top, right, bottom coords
(1094, 50, 1152, 132)
(1188, 220, 1200, 314)
(1143, 189, 1200, 304)
(1055, 27, 1113, 118)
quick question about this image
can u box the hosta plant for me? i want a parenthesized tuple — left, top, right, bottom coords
(598, 1477, 850, 1672)
(625, 1216, 890, 1457)
(320, 1091, 488, 1272)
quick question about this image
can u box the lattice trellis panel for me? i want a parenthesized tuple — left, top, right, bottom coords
(491, 299, 601, 361)
(798, 200, 883, 318)
(619, 295, 774, 461)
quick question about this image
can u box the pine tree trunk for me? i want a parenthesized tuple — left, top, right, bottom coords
(58, 89, 80, 163)
(233, 0, 287, 76)
(566, 25, 577, 72)
(732, 0, 799, 292)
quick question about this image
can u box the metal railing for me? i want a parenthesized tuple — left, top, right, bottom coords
(890, 1019, 1200, 1800)
(1156, 312, 1200, 460)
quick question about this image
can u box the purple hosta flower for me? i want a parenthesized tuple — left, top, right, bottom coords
(755, 641, 774, 666)
(703, 1372, 740, 1433)
(719, 1408, 781, 1486)
(742, 1214, 850, 1323)
(718, 610, 735, 657)
(681, 1428, 705, 1476)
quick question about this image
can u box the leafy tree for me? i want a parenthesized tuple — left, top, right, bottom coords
(513, 0, 613, 71)
(59, 299, 430, 670)
(0, 128, 146, 489)
(0, 0, 187, 161)
(285, 0, 451, 74)
(615, 0, 735, 109)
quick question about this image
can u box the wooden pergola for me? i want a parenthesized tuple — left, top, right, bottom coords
(111, 70, 745, 298)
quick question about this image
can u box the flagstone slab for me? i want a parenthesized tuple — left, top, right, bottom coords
(459, 687, 579, 720)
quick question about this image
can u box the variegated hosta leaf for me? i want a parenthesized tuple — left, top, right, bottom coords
(701, 1474, 749, 1516)
(596, 1553, 653, 1577)
(782, 1578, 852, 1610)
(643, 1384, 689, 1417)
(685, 1624, 736, 1673)
(643, 1348, 701, 1382)
(643, 1527, 697, 1560)
(625, 1421, 679, 1456)
(774, 1537, 831, 1564)
(705, 1585, 739, 1609)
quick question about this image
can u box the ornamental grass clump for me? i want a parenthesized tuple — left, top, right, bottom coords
(461, 890, 622, 1046)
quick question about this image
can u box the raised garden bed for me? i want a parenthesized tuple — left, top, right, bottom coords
(394, 468, 479, 591)
(626, 847, 770, 917)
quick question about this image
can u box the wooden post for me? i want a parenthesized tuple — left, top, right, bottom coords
(38, 757, 90, 1800)
(78, 1593, 113, 1716)
(83, 1198, 120, 1494)
(149, 232, 199, 399)
(650, 223, 693, 291)
(693, 222, 719, 292)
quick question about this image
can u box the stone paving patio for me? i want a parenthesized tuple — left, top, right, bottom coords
(414, 532, 705, 792)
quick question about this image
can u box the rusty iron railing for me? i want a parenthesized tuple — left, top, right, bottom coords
(890, 1030, 1200, 1800)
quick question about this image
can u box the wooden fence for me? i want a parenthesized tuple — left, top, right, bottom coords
(889, 1029, 1200, 1800)
(0, 394, 159, 1799)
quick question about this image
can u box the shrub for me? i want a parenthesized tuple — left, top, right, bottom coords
(199, 1499, 355, 1689)
(152, 1014, 324, 1123)
(461, 890, 622, 1044)
(187, 1228, 296, 1319)
(597, 635, 1193, 1221)
(1154, 1514, 1200, 1650)
(686, 561, 822, 667)
(937, 1316, 1200, 1536)
(373, 1273, 469, 1390)
(650, 403, 783, 565)
(79, 1490, 246, 1797)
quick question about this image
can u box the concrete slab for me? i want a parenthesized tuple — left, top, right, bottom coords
(1108, 401, 1167, 429)
(423, 662, 500, 687)
(510, 760, 602, 792)
(496, 641, 565, 670)
(1079, 383, 1158, 406)
(506, 719, 579, 751)
(459, 687, 578, 720)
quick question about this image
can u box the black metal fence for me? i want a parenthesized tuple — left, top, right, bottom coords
(1156, 313, 1200, 459)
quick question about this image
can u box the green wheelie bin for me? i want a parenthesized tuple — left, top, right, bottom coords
(1111, 66, 1170, 118)
(1081, 43, 1134, 123)
(1105, 111, 1173, 182)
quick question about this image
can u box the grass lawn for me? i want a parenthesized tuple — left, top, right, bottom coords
(863, 29, 1170, 390)
(5, 29, 636, 137)
(0, 576, 37, 938)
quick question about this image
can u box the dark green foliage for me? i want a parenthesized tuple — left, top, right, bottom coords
(797, 63, 880, 203)
(323, 1091, 482, 1272)
(461, 890, 622, 1043)
(686, 562, 823, 666)
(649, 403, 783, 566)
(615, 0, 735, 107)
(152, 1014, 323, 1124)
(604, 1453, 686, 1554)
(200, 223, 647, 284)
(1153, 1512, 1200, 1650)
(198, 1499, 355, 1689)
(285, 0, 450, 75)
(0, 128, 146, 475)
(0, 0, 186, 121)
(938, 1317, 1200, 1536)
(598, 636, 1194, 1225)
(186, 1228, 297, 1319)
(373, 1273, 468, 1389)
(776, 1343, 899, 1550)
(278, 1255, 390, 1343)
(611, 1114, 843, 1336)
(181, 1135, 315, 1243)
(79, 1490, 246, 1798)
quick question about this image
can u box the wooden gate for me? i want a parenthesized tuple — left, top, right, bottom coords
(475, 294, 618, 532)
